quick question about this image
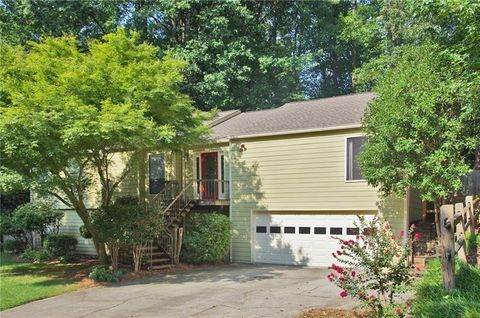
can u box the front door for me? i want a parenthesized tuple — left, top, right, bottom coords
(201, 152, 218, 200)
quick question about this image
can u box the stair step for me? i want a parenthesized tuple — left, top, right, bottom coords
(150, 264, 174, 270)
(150, 258, 170, 263)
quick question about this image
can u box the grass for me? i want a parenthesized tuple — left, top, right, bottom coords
(412, 258, 480, 318)
(0, 252, 91, 311)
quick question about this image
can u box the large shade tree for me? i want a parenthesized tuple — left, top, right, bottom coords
(0, 29, 209, 263)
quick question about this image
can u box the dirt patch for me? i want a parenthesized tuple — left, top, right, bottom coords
(297, 308, 369, 318)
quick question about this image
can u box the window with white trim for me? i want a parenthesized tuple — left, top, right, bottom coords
(346, 136, 365, 181)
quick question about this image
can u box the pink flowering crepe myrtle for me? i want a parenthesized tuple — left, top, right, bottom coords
(327, 216, 417, 318)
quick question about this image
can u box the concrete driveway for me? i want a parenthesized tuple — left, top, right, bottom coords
(2, 264, 355, 318)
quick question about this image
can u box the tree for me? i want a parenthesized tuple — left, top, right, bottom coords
(0, 29, 209, 263)
(359, 44, 478, 237)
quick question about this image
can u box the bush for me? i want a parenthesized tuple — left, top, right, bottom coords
(89, 266, 122, 283)
(2, 239, 26, 253)
(0, 201, 64, 247)
(181, 213, 230, 264)
(43, 234, 77, 257)
(20, 248, 51, 262)
(328, 216, 415, 318)
(79, 225, 92, 239)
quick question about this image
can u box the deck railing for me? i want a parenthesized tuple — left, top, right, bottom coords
(192, 179, 230, 201)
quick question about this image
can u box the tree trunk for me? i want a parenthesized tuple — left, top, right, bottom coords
(475, 145, 480, 170)
(434, 200, 442, 246)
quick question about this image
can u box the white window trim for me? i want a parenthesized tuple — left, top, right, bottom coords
(344, 135, 367, 183)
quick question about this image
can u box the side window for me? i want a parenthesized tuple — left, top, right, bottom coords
(346, 136, 366, 181)
(149, 154, 165, 194)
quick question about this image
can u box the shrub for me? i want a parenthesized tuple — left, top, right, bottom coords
(0, 201, 63, 247)
(20, 248, 51, 262)
(79, 225, 92, 239)
(181, 213, 230, 264)
(91, 196, 163, 272)
(2, 239, 26, 253)
(89, 265, 122, 283)
(43, 234, 77, 257)
(327, 216, 415, 318)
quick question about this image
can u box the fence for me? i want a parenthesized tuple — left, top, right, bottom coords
(440, 195, 479, 289)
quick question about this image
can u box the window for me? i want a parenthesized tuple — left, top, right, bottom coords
(314, 227, 326, 235)
(256, 226, 267, 233)
(270, 226, 281, 234)
(346, 136, 366, 181)
(330, 227, 343, 235)
(284, 226, 295, 234)
(347, 227, 360, 235)
(299, 227, 311, 234)
(149, 155, 165, 194)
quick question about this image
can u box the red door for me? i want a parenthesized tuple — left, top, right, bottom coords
(201, 152, 218, 200)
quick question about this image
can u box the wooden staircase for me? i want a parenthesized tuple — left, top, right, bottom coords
(145, 181, 195, 270)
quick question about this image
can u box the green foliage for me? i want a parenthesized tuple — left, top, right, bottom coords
(91, 196, 163, 271)
(328, 216, 414, 318)
(88, 265, 122, 283)
(1, 240, 26, 254)
(43, 234, 77, 257)
(19, 248, 51, 263)
(0, 201, 63, 247)
(0, 29, 208, 261)
(359, 44, 476, 202)
(181, 213, 230, 264)
(412, 259, 480, 318)
(79, 225, 92, 239)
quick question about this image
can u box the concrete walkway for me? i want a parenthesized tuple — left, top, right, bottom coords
(2, 264, 356, 318)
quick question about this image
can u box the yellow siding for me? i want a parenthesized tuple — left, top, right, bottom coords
(58, 210, 96, 255)
(230, 128, 405, 263)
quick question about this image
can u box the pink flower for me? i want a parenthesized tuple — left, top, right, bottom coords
(366, 294, 375, 301)
(414, 233, 421, 241)
(410, 224, 416, 229)
(391, 234, 398, 240)
(396, 308, 402, 315)
(385, 224, 392, 230)
(400, 230, 405, 237)
(341, 245, 345, 249)
(336, 250, 343, 256)
(340, 290, 348, 298)
(348, 239, 354, 244)
(351, 271, 356, 277)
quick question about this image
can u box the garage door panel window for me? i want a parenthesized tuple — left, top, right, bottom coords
(256, 226, 267, 233)
(314, 227, 326, 235)
(347, 227, 360, 235)
(299, 227, 311, 234)
(284, 226, 295, 234)
(330, 227, 343, 235)
(270, 226, 281, 233)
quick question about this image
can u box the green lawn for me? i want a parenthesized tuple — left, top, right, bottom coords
(0, 253, 90, 311)
(412, 258, 480, 318)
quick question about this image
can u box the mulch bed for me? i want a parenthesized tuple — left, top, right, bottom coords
(296, 308, 369, 318)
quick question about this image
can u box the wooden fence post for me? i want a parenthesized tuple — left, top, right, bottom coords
(455, 203, 467, 263)
(465, 196, 475, 232)
(440, 204, 455, 289)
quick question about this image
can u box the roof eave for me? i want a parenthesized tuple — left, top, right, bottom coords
(212, 123, 363, 143)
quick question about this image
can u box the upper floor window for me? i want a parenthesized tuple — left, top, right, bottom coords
(149, 154, 165, 194)
(346, 136, 365, 181)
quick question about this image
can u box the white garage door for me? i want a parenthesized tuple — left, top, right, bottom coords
(253, 212, 374, 267)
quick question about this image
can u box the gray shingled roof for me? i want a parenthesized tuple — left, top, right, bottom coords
(212, 92, 375, 140)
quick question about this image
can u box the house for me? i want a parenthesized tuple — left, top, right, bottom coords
(57, 92, 422, 267)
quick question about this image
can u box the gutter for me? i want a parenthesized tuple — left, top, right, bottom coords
(214, 123, 362, 143)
